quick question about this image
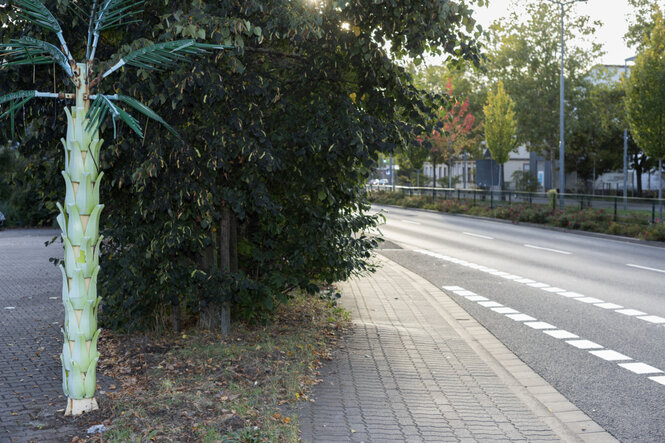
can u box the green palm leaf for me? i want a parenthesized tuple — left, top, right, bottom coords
(0, 91, 36, 106)
(12, 0, 74, 62)
(0, 91, 37, 137)
(0, 37, 73, 77)
(94, 0, 144, 33)
(85, 94, 143, 138)
(117, 95, 180, 138)
(102, 40, 233, 77)
(12, 0, 62, 33)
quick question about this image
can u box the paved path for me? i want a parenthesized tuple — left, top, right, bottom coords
(0, 229, 80, 442)
(299, 255, 617, 442)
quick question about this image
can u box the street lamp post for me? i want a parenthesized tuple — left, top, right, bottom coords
(546, 0, 587, 209)
(623, 55, 636, 211)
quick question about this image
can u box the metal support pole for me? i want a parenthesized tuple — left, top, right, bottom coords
(623, 56, 635, 210)
(559, 3, 565, 210)
(463, 149, 467, 189)
(658, 158, 663, 223)
(546, 0, 587, 209)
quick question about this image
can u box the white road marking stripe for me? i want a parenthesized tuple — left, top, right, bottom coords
(595, 303, 623, 310)
(560, 291, 585, 298)
(500, 274, 522, 280)
(463, 232, 494, 240)
(478, 301, 503, 308)
(527, 282, 550, 288)
(515, 278, 536, 284)
(590, 350, 632, 361)
(619, 362, 664, 374)
(627, 263, 665, 274)
(524, 244, 572, 255)
(566, 340, 603, 349)
(400, 219, 421, 225)
(637, 315, 665, 324)
(542, 287, 566, 293)
(490, 271, 509, 276)
(506, 313, 537, 322)
(492, 307, 519, 314)
(443, 286, 464, 291)
(649, 376, 665, 386)
(467, 295, 489, 301)
(616, 309, 647, 316)
(544, 330, 579, 339)
(525, 321, 557, 330)
(454, 290, 477, 296)
(575, 297, 605, 304)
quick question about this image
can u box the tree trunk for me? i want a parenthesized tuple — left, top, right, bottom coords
(500, 163, 504, 191)
(198, 206, 233, 335)
(59, 63, 101, 416)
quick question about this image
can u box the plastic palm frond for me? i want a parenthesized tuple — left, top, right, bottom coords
(89, 0, 144, 61)
(12, 0, 75, 62)
(0, 90, 37, 137)
(117, 95, 180, 138)
(0, 37, 73, 77)
(85, 94, 143, 138)
(93, 0, 144, 32)
(102, 40, 233, 78)
(12, 0, 62, 33)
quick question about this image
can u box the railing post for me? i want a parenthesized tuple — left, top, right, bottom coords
(614, 197, 618, 222)
(473, 191, 476, 207)
(490, 190, 494, 210)
(653, 200, 656, 224)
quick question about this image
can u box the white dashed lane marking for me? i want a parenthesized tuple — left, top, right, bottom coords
(575, 297, 604, 304)
(595, 303, 623, 310)
(416, 249, 665, 330)
(619, 363, 663, 374)
(400, 219, 421, 225)
(441, 283, 665, 387)
(590, 350, 632, 361)
(463, 232, 494, 240)
(627, 263, 665, 274)
(566, 340, 603, 350)
(637, 315, 665, 324)
(525, 321, 557, 330)
(506, 313, 537, 322)
(544, 330, 579, 339)
(524, 244, 572, 255)
(616, 309, 647, 316)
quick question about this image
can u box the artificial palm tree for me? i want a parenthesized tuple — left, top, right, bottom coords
(0, 0, 230, 416)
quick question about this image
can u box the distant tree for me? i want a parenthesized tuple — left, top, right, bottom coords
(625, 0, 665, 50)
(625, 7, 665, 213)
(486, 1, 601, 183)
(483, 81, 517, 190)
(401, 138, 430, 187)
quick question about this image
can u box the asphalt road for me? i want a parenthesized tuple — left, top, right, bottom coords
(372, 204, 665, 442)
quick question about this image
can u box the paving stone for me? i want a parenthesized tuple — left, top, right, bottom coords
(298, 256, 590, 442)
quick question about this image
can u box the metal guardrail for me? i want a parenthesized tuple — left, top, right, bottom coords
(368, 185, 665, 224)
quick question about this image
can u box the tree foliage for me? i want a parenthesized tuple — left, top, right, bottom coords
(485, 1, 601, 159)
(483, 80, 516, 188)
(626, 8, 665, 161)
(1, 0, 481, 329)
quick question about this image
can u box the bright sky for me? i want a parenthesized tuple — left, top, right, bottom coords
(471, 0, 658, 66)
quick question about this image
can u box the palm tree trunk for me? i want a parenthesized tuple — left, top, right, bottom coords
(59, 64, 102, 416)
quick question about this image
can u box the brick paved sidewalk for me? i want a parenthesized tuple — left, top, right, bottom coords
(299, 255, 616, 443)
(0, 229, 87, 442)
